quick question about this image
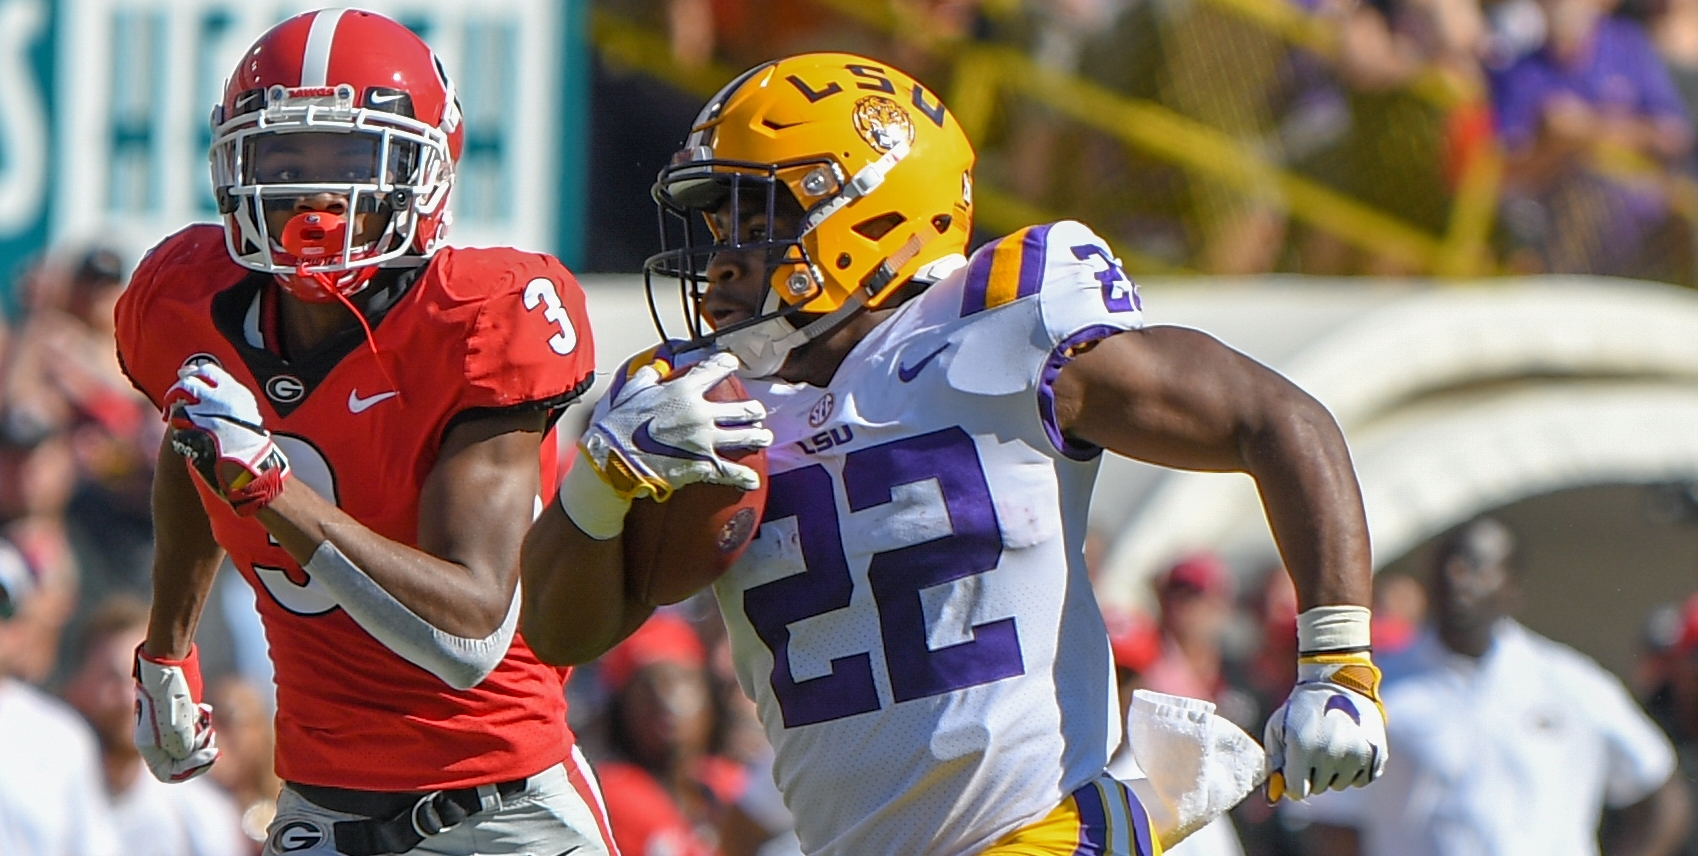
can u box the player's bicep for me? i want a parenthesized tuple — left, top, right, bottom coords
(417, 410, 547, 592)
(1051, 326, 1300, 472)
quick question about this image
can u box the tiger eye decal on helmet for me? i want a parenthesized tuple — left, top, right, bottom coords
(642, 53, 976, 378)
(852, 97, 915, 154)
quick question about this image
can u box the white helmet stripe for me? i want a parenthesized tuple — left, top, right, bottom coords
(299, 8, 347, 87)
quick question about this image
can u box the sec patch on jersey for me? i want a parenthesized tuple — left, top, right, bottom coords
(622, 372, 768, 606)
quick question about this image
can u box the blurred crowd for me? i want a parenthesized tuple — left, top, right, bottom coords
(597, 0, 1698, 283)
(0, 248, 277, 855)
(2, 250, 1698, 854)
(13, 0, 1698, 844)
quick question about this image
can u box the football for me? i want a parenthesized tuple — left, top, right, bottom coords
(621, 372, 768, 606)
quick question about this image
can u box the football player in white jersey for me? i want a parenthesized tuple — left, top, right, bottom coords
(522, 54, 1387, 856)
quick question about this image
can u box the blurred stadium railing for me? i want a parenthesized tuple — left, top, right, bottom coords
(591, 0, 1698, 285)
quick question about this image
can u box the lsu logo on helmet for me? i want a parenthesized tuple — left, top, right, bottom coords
(643, 53, 976, 377)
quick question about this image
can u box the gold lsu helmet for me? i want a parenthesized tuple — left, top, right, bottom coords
(644, 53, 976, 376)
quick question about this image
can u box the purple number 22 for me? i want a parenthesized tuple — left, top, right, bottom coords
(743, 427, 1024, 728)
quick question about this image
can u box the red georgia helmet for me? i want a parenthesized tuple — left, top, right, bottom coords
(209, 9, 463, 302)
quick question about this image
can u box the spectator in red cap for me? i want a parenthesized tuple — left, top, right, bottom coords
(1141, 553, 1239, 707)
(596, 612, 741, 856)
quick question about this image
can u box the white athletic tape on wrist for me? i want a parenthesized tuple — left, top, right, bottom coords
(303, 541, 517, 690)
(1296, 605, 1372, 654)
(558, 457, 633, 540)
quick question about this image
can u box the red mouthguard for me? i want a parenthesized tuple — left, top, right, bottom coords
(280, 210, 348, 261)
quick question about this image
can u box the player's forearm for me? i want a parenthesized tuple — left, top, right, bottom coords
(520, 504, 651, 665)
(145, 445, 226, 659)
(146, 554, 224, 658)
(1243, 388, 1372, 611)
(257, 482, 513, 637)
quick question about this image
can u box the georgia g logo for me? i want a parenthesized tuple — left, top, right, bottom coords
(272, 821, 325, 852)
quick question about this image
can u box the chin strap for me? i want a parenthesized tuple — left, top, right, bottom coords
(722, 291, 869, 377)
(297, 264, 402, 403)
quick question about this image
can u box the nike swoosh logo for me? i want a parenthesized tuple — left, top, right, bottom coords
(347, 389, 398, 413)
(368, 92, 403, 104)
(632, 420, 714, 463)
(897, 343, 950, 382)
(1323, 694, 1362, 725)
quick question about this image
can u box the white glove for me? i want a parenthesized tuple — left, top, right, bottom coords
(163, 364, 290, 516)
(1264, 606, 1389, 802)
(133, 644, 220, 783)
(578, 351, 772, 502)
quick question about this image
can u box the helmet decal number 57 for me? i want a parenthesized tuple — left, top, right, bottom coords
(522, 277, 579, 355)
(743, 428, 1023, 727)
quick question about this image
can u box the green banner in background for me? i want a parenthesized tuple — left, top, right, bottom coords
(0, 0, 589, 308)
(0, 0, 55, 316)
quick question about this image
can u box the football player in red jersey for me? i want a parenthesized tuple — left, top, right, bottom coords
(113, 10, 617, 856)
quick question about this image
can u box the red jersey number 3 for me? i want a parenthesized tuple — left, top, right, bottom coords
(523, 277, 579, 356)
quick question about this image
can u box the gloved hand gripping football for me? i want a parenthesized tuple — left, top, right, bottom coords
(1264, 606, 1389, 801)
(162, 363, 290, 516)
(578, 351, 773, 502)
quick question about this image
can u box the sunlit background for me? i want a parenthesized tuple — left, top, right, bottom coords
(5, 1, 1698, 853)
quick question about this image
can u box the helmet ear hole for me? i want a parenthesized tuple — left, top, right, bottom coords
(931, 214, 952, 233)
(851, 212, 907, 240)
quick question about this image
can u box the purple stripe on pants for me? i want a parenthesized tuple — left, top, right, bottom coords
(1073, 781, 1109, 855)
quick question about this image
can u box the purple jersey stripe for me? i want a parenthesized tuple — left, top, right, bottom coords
(1038, 324, 1125, 461)
(958, 237, 1002, 317)
(1015, 223, 1054, 301)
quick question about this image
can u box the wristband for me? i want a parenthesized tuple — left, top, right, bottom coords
(226, 452, 291, 516)
(134, 644, 206, 700)
(559, 456, 634, 540)
(1296, 605, 1371, 655)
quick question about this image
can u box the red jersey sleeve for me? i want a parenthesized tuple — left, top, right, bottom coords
(456, 250, 596, 415)
(114, 225, 230, 409)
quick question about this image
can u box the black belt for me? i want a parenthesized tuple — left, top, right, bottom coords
(288, 778, 529, 856)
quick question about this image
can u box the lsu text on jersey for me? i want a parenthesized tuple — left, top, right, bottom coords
(712, 220, 1156, 856)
